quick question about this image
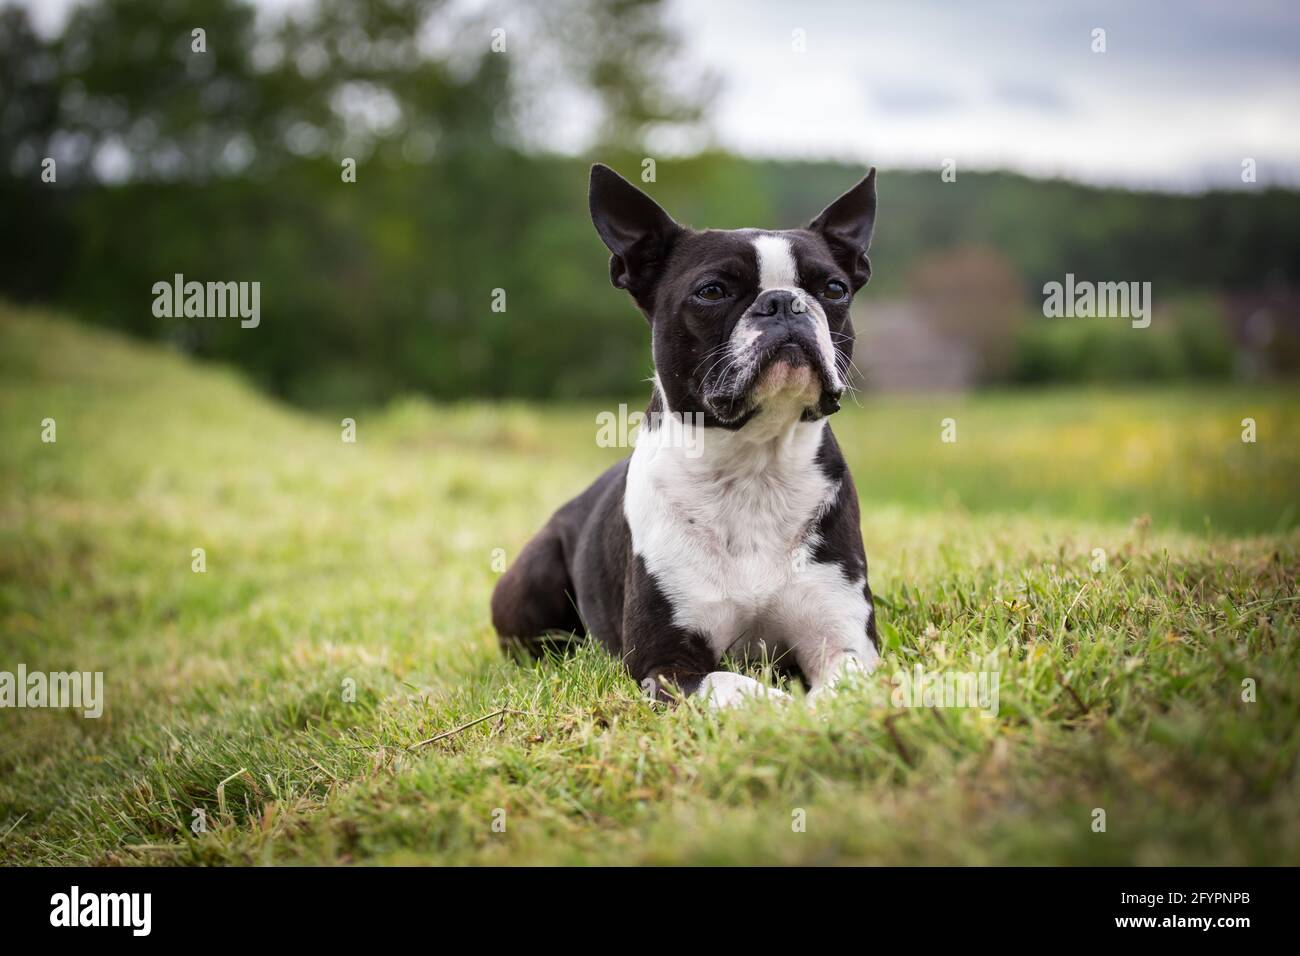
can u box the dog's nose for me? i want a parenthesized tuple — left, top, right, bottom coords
(751, 289, 806, 321)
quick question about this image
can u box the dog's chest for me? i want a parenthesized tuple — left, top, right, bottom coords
(624, 420, 837, 650)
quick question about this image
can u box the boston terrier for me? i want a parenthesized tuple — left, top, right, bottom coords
(491, 164, 881, 708)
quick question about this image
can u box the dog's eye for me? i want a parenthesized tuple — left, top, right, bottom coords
(824, 280, 848, 301)
(695, 282, 727, 302)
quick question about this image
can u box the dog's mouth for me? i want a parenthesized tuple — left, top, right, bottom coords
(768, 340, 811, 368)
(703, 336, 842, 424)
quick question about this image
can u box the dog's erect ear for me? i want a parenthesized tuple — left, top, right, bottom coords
(589, 163, 681, 305)
(808, 167, 877, 289)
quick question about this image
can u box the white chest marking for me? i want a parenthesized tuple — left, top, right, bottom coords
(624, 403, 866, 660)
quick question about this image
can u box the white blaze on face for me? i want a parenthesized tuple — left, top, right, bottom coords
(734, 233, 841, 394)
(754, 233, 798, 289)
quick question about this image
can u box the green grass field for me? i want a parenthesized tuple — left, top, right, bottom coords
(1, 302, 1298, 866)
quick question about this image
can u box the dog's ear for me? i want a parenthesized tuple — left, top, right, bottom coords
(808, 167, 877, 290)
(589, 163, 681, 306)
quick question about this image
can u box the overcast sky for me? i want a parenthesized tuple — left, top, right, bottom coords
(16, 0, 1300, 191)
(663, 0, 1300, 190)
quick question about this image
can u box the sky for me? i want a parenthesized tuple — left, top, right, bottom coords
(661, 0, 1300, 190)
(15, 0, 1300, 191)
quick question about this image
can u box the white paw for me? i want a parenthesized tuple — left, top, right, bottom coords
(806, 654, 875, 706)
(696, 671, 791, 710)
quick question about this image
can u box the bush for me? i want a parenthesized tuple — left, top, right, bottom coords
(1010, 295, 1234, 383)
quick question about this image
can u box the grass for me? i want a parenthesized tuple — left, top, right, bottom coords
(0, 301, 1298, 866)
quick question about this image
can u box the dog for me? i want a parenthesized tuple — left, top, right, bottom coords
(491, 163, 880, 708)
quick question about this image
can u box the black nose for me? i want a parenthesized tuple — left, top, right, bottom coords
(752, 289, 806, 321)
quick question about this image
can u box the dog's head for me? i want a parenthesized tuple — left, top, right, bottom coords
(589, 163, 876, 428)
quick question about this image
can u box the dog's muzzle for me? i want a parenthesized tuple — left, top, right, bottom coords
(704, 290, 843, 421)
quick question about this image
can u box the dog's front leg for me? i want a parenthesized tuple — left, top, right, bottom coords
(627, 624, 791, 708)
(630, 647, 713, 705)
(784, 577, 881, 704)
(621, 561, 715, 704)
(622, 563, 788, 708)
(803, 647, 877, 704)
(628, 637, 793, 708)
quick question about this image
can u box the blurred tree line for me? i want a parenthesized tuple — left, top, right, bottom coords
(3, 0, 1298, 407)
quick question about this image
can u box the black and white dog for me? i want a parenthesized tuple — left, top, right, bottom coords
(492, 164, 880, 707)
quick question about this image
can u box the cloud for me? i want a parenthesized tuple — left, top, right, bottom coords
(872, 83, 965, 116)
(989, 78, 1073, 115)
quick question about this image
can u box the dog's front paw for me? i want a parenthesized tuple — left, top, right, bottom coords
(696, 671, 790, 709)
(806, 655, 872, 707)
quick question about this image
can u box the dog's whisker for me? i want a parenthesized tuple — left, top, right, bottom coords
(692, 342, 734, 377)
